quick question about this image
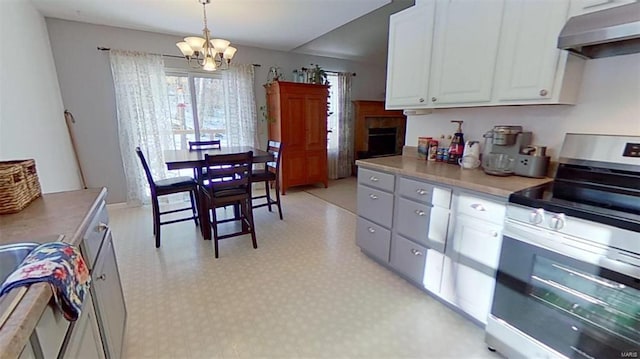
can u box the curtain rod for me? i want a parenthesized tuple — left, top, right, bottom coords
(325, 70, 356, 77)
(97, 47, 261, 67)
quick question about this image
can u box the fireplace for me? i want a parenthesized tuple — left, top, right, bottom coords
(367, 127, 398, 157)
(353, 101, 406, 171)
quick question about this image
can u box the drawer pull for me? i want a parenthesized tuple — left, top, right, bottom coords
(367, 227, 376, 233)
(410, 248, 423, 256)
(96, 274, 106, 281)
(470, 203, 486, 211)
(369, 176, 379, 182)
(97, 222, 109, 231)
(416, 189, 428, 195)
(491, 231, 498, 237)
(369, 194, 378, 200)
(415, 209, 426, 216)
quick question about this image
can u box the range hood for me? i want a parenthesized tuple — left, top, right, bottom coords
(557, 2, 640, 58)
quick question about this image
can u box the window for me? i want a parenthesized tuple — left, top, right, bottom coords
(326, 73, 339, 151)
(166, 71, 227, 150)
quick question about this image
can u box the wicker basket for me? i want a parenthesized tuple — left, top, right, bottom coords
(0, 159, 42, 214)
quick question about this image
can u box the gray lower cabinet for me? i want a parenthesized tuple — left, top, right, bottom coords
(357, 186, 394, 228)
(356, 217, 391, 262)
(390, 235, 428, 284)
(62, 293, 105, 359)
(91, 230, 127, 359)
(395, 197, 432, 246)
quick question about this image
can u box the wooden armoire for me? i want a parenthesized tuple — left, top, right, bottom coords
(265, 81, 329, 195)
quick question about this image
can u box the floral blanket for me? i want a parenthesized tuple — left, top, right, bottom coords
(0, 242, 90, 321)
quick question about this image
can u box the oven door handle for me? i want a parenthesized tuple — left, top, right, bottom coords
(505, 220, 640, 279)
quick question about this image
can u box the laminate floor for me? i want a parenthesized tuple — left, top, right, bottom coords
(108, 190, 500, 358)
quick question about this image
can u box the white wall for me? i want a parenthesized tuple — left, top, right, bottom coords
(45, 18, 387, 203)
(0, 1, 82, 193)
(405, 53, 640, 159)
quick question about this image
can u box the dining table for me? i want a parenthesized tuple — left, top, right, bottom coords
(164, 146, 273, 240)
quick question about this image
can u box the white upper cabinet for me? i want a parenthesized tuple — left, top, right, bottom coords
(493, 0, 573, 102)
(428, 0, 505, 105)
(385, 1, 435, 109)
(384, 0, 588, 109)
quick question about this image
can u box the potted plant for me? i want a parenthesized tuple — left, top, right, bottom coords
(309, 64, 327, 85)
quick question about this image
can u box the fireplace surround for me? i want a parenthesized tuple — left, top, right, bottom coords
(353, 101, 406, 171)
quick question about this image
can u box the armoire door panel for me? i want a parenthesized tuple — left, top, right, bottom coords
(306, 150, 327, 182)
(284, 152, 308, 186)
(305, 95, 328, 151)
(283, 95, 306, 152)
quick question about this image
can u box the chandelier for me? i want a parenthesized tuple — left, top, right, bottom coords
(176, 0, 237, 71)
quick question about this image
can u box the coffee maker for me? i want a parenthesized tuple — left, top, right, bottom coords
(482, 125, 532, 176)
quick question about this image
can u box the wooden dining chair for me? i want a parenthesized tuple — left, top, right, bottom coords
(188, 140, 222, 178)
(200, 151, 256, 258)
(251, 141, 284, 220)
(188, 140, 221, 150)
(135, 147, 199, 248)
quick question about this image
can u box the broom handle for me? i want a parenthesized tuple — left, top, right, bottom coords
(64, 110, 88, 189)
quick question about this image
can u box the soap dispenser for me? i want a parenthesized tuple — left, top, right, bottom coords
(447, 120, 465, 164)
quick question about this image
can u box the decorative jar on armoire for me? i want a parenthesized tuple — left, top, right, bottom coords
(264, 80, 329, 195)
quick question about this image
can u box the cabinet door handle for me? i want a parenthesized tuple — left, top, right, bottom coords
(367, 227, 375, 233)
(96, 274, 106, 281)
(369, 194, 378, 200)
(97, 222, 109, 231)
(416, 189, 428, 195)
(410, 248, 423, 256)
(431, 97, 437, 102)
(369, 176, 379, 182)
(490, 231, 498, 237)
(470, 203, 486, 211)
(414, 209, 426, 216)
(539, 89, 548, 96)
(419, 97, 425, 103)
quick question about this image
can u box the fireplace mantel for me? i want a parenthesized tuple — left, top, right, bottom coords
(353, 101, 406, 168)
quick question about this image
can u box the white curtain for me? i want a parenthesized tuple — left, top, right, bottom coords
(221, 64, 259, 148)
(328, 72, 354, 179)
(109, 50, 174, 205)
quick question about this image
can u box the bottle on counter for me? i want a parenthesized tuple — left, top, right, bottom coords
(447, 120, 465, 164)
(427, 139, 439, 161)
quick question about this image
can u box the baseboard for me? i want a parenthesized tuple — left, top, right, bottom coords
(106, 202, 136, 210)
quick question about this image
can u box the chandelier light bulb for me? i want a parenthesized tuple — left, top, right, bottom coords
(203, 56, 217, 71)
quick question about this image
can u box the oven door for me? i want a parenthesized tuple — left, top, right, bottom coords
(491, 226, 640, 358)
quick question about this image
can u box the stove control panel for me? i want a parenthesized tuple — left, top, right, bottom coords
(622, 142, 640, 158)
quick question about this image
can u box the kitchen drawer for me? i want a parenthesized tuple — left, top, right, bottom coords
(82, 200, 109, 269)
(398, 177, 452, 208)
(358, 167, 395, 192)
(357, 185, 394, 228)
(456, 193, 505, 225)
(396, 197, 431, 245)
(390, 235, 428, 284)
(356, 217, 391, 262)
(398, 177, 434, 203)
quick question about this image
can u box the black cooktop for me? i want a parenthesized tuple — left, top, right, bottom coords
(509, 181, 640, 233)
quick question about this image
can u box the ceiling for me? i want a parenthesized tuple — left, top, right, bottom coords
(31, 0, 414, 63)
